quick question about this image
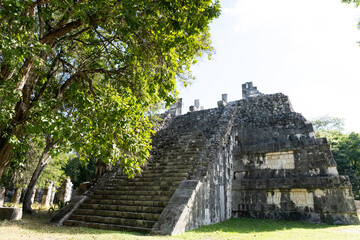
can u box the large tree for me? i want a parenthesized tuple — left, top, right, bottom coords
(0, 0, 220, 178)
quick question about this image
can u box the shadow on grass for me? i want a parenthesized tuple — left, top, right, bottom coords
(4, 210, 147, 237)
(189, 217, 345, 234)
(4, 210, 357, 237)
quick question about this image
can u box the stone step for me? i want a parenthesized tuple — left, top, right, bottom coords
(146, 160, 194, 164)
(109, 176, 184, 182)
(153, 151, 199, 156)
(159, 138, 204, 144)
(91, 194, 171, 202)
(156, 141, 203, 145)
(121, 168, 190, 173)
(79, 203, 164, 214)
(68, 214, 156, 228)
(74, 209, 160, 221)
(64, 219, 152, 232)
(142, 165, 192, 170)
(84, 198, 168, 207)
(140, 172, 189, 178)
(156, 145, 202, 149)
(141, 169, 190, 174)
(105, 180, 181, 187)
(158, 134, 203, 140)
(139, 167, 190, 172)
(144, 161, 192, 166)
(109, 176, 186, 183)
(146, 161, 195, 166)
(96, 185, 178, 192)
(151, 151, 201, 156)
(140, 166, 191, 172)
(93, 189, 174, 196)
(125, 176, 186, 182)
(117, 171, 189, 179)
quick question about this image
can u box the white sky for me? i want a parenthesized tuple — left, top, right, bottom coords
(178, 0, 360, 133)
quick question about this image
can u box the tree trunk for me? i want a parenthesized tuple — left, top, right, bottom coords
(22, 139, 54, 215)
(0, 58, 36, 179)
(0, 137, 13, 178)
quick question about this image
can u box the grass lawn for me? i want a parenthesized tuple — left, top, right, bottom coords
(1, 209, 360, 240)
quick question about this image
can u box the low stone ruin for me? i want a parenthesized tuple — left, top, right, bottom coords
(0, 178, 74, 212)
(53, 82, 359, 235)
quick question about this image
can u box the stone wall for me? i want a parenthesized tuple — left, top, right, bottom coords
(230, 91, 358, 224)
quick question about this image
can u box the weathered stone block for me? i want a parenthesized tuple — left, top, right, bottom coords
(76, 182, 92, 196)
(0, 207, 22, 220)
(59, 178, 73, 203)
(0, 187, 5, 207)
(42, 181, 53, 207)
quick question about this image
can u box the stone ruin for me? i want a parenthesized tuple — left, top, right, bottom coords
(0, 178, 73, 208)
(52, 82, 359, 235)
(0, 178, 74, 221)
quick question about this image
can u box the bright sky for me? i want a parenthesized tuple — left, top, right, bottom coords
(178, 0, 360, 133)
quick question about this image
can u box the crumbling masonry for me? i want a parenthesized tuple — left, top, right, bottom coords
(55, 82, 359, 235)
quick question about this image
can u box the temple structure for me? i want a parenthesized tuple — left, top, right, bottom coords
(52, 82, 359, 235)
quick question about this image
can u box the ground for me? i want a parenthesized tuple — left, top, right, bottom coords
(1, 209, 360, 240)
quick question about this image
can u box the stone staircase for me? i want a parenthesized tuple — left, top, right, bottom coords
(63, 132, 205, 232)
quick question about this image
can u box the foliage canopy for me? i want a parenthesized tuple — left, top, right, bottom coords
(0, 0, 220, 177)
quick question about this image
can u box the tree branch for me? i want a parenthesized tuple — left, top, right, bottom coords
(56, 73, 79, 100)
(31, 58, 58, 105)
(16, 58, 34, 92)
(33, 0, 52, 7)
(56, 58, 97, 96)
(54, 27, 91, 46)
(40, 19, 82, 45)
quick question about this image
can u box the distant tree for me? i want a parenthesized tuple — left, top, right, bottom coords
(332, 133, 360, 197)
(0, 0, 221, 178)
(37, 152, 69, 189)
(64, 156, 97, 189)
(146, 102, 166, 131)
(311, 116, 360, 198)
(311, 115, 344, 133)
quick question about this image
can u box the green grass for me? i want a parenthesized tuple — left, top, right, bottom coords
(1, 210, 360, 240)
